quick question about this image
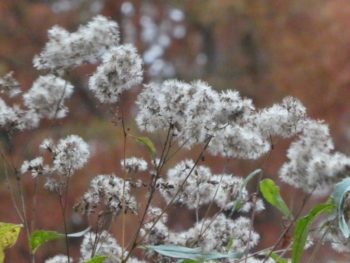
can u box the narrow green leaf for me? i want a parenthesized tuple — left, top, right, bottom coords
(67, 227, 91, 238)
(270, 252, 288, 263)
(225, 237, 234, 251)
(0, 222, 22, 263)
(30, 230, 64, 253)
(85, 255, 108, 263)
(332, 177, 350, 238)
(232, 169, 261, 212)
(291, 203, 335, 263)
(135, 136, 156, 157)
(30, 227, 92, 253)
(259, 178, 292, 218)
(147, 244, 242, 261)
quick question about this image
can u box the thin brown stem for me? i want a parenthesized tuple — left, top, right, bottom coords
(261, 191, 313, 263)
(120, 108, 128, 258)
(1, 156, 23, 222)
(123, 137, 212, 263)
(16, 171, 35, 263)
(236, 245, 293, 263)
(137, 138, 211, 246)
(244, 192, 259, 263)
(57, 174, 71, 261)
(1, 143, 35, 262)
(163, 137, 190, 163)
(242, 137, 275, 262)
(30, 177, 39, 235)
(306, 227, 329, 263)
(58, 193, 70, 261)
(124, 124, 174, 258)
(195, 173, 225, 243)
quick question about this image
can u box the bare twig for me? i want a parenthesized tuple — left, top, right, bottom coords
(123, 124, 174, 260)
(123, 136, 212, 263)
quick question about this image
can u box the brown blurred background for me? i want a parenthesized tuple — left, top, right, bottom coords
(1, 0, 350, 262)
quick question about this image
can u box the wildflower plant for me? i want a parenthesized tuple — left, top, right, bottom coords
(1, 14, 350, 263)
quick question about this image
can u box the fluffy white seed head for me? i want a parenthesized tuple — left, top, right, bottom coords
(136, 79, 220, 146)
(23, 75, 73, 119)
(89, 44, 143, 103)
(121, 157, 148, 173)
(45, 255, 72, 263)
(214, 89, 254, 124)
(20, 157, 48, 178)
(0, 71, 21, 97)
(158, 160, 216, 209)
(52, 135, 90, 175)
(251, 96, 307, 138)
(158, 160, 259, 211)
(80, 231, 122, 263)
(169, 214, 259, 253)
(278, 120, 350, 193)
(75, 174, 137, 215)
(0, 98, 20, 129)
(80, 231, 145, 263)
(34, 15, 120, 71)
(209, 125, 271, 160)
(0, 99, 40, 131)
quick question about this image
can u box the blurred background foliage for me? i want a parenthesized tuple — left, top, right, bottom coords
(1, 0, 350, 262)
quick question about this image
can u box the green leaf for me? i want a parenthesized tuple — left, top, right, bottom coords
(259, 178, 292, 219)
(30, 230, 64, 253)
(135, 136, 156, 158)
(232, 169, 261, 212)
(146, 244, 242, 261)
(291, 203, 335, 263)
(270, 252, 289, 263)
(30, 227, 91, 253)
(67, 226, 91, 238)
(85, 255, 108, 263)
(332, 177, 350, 238)
(225, 237, 234, 251)
(0, 222, 22, 263)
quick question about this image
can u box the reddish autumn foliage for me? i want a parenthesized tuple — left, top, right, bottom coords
(1, 1, 350, 262)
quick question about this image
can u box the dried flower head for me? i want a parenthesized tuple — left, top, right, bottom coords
(34, 15, 120, 71)
(0, 99, 40, 132)
(89, 44, 143, 103)
(20, 157, 48, 177)
(75, 174, 137, 215)
(80, 231, 144, 263)
(23, 75, 73, 119)
(136, 79, 220, 146)
(0, 71, 21, 97)
(45, 255, 72, 263)
(121, 157, 148, 173)
(279, 120, 350, 193)
(52, 135, 90, 175)
(169, 214, 259, 253)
